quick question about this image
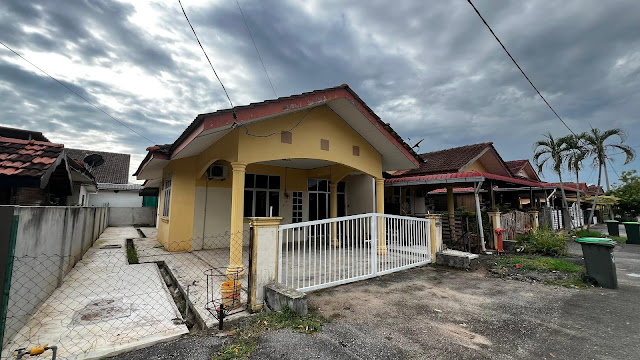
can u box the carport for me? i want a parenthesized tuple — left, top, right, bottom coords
(385, 171, 558, 252)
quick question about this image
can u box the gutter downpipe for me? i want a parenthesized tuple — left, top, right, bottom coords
(546, 189, 557, 208)
(474, 181, 486, 253)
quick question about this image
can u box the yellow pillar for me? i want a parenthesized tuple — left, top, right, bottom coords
(425, 214, 442, 260)
(375, 178, 387, 255)
(446, 186, 456, 242)
(228, 162, 247, 276)
(330, 183, 339, 246)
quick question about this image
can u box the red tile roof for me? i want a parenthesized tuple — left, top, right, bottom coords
(136, 84, 422, 176)
(0, 137, 64, 177)
(393, 142, 493, 177)
(386, 171, 555, 189)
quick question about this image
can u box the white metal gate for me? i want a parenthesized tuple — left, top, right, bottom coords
(278, 213, 431, 292)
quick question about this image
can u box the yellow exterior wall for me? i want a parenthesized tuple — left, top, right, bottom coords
(237, 106, 382, 178)
(463, 159, 489, 173)
(158, 105, 386, 251)
(158, 157, 198, 251)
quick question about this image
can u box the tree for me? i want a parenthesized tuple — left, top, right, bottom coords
(583, 128, 635, 228)
(559, 133, 588, 224)
(533, 132, 572, 230)
(613, 170, 640, 218)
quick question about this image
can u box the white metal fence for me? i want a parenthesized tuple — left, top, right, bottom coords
(278, 213, 431, 292)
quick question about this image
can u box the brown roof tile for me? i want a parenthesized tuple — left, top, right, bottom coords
(393, 142, 493, 177)
(0, 137, 64, 178)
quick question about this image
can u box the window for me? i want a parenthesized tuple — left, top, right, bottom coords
(308, 179, 345, 221)
(292, 191, 303, 223)
(244, 174, 280, 217)
(162, 177, 172, 217)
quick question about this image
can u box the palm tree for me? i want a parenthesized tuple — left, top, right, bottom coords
(533, 133, 572, 230)
(583, 128, 635, 228)
(559, 133, 588, 226)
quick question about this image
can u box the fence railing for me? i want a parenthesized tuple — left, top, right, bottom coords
(278, 213, 431, 292)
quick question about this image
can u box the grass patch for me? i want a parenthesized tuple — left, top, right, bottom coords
(126, 238, 139, 264)
(495, 256, 582, 273)
(611, 235, 627, 244)
(516, 227, 569, 256)
(213, 306, 325, 360)
(493, 255, 588, 288)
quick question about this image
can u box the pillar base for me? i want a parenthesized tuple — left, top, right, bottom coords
(377, 246, 387, 255)
(226, 265, 246, 278)
(331, 239, 340, 247)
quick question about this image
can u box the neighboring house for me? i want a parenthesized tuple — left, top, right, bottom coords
(66, 149, 145, 207)
(0, 136, 95, 205)
(387, 142, 533, 214)
(135, 84, 421, 272)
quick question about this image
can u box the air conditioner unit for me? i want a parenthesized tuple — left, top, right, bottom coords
(207, 164, 228, 180)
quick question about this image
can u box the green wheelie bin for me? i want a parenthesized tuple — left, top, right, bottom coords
(605, 220, 620, 236)
(575, 237, 617, 289)
(623, 222, 640, 244)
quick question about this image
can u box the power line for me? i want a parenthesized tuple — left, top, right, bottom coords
(466, 0, 579, 138)
(178, 0, 235, 111)
(235, 0, 277, 99)
(0, 40, 156, 144)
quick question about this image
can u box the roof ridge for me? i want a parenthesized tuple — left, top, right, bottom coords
(67, 148, 130, 156)
(0, 136, 64, 147)
(418, 142, 492, 157)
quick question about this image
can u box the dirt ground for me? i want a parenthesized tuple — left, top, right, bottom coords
(112, 240, 640, 360)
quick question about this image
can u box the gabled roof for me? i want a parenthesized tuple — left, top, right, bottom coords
(66, 149, 131, 184)
(135, 84, 422, 177)
(394, 142, 499, 177)
(505, 160, 528, 174)
(505, 159, 540, 182)
(0, 137, 63, 177)
(0, 137, 70, 189)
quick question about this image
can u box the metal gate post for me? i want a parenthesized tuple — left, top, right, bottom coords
(371, 214, 378, 276)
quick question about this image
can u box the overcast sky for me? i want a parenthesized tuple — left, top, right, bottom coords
(1, 0, 638, 186)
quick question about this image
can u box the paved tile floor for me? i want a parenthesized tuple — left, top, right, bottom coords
(1, 227, 188, 360)
(136, 228, 250, 328)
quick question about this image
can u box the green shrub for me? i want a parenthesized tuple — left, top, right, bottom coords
(516, 227, 568, 256)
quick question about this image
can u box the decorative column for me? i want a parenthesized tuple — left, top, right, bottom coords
(487, 210, 501, 250)
(425, 214, 442, 260)
(375, 178, 387, 255)
(527, 210, 539, 230)
(247, 217, 282, 311)
(329, 183, 339, 247)
(228, 162, 247, 276)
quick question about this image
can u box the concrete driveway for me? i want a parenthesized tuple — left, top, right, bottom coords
(112, 236, 640, 360)
(254, 241, 640, 360)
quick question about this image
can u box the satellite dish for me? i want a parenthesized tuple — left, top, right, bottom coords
(83, 154, 105, 170)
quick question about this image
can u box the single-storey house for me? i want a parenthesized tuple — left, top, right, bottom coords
(0, 136, 95, 205)
(135, 84, 421, 274)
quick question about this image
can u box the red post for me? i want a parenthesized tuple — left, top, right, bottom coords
(495, 228, 505, 253)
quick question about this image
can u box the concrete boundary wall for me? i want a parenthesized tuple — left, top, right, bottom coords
(2, 206, 109, 346)
(108, 207, 155, 227)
